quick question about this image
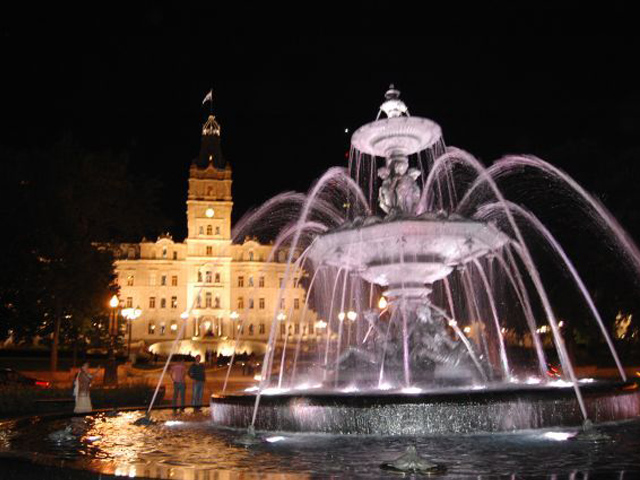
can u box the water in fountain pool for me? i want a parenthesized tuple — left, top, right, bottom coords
(2, 408, 640, 479)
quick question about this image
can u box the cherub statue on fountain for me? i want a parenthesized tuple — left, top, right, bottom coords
(378, 157, 421, 217)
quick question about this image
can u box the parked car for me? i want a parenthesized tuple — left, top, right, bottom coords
(0, 368, 51, 388)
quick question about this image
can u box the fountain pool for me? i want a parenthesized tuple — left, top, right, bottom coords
(3, 407, 640, 479)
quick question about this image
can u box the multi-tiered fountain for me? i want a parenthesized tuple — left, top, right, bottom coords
(210, 86, 640, 435)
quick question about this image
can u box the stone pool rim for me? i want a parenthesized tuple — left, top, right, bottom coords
(209, 380, 640, 435)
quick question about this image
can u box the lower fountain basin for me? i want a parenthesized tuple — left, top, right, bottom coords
(210, 381, 640, 435)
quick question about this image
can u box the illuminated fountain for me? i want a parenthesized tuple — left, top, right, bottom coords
(4, 87, 640, 479)
(210, 86, 640, 435)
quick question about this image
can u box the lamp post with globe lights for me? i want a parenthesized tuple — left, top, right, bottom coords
(122, 306, 142, 360)
(104, 294, 120, 386)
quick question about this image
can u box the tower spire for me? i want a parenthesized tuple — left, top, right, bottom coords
(193, 92, 227, 170)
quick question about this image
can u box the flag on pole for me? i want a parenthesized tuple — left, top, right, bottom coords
(202, 89, 213, 105)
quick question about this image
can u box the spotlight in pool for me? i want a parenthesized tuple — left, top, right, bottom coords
(265, 435, 286, 443)
(164, 420, 184, 426)
(543, 431, 577, 441)
(341, 385, 359, 393)
(401, 387, 422, 394)
(548, 379, 574, 388)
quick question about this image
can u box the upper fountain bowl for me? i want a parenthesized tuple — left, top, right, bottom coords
(351, 116, 442, 158)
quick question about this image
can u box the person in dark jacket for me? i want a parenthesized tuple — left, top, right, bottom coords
(188, 355, 206, 409)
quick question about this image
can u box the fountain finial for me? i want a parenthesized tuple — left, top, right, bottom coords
(379, 84, 409, 118)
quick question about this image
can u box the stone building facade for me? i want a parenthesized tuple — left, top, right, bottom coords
(113, 112, 317, 352)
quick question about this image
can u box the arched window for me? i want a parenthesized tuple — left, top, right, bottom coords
(206, 225, 213, 235)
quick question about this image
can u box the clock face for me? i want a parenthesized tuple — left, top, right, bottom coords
(205, 208, 215, 218)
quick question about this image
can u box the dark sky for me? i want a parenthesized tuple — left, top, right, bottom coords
(2, 7, 639, 242)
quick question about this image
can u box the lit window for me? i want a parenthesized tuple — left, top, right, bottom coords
(249, 298, 254, 309)
(248, 324, 254, 336)
(126, 297, 133, 308)
(214, 272, 220, 283)
(295, 324, 300, 334)
(214, 296, 220, 309)
(215, 226, 220, 235)
(205, 292, 212, 308)
(149, 297, 156, 309)
(199, 226, 204, 235)
(294, 298, 300, 310)
(259, 276, 265, 288)
(205, 271, 212, 283)
(248, 276, 254, 287)
(162, 247, 167, 258)
(238, 276, 244, 287)
(171, 296, 177, 309)
(259, 298, 265, 309)
(148, 322, 155, 335)
(197, 271, 203, 282)
(249, 251, 254, 261)
(126, 275, 134, 286)
(206, 246, 213, 256)
(161, 275, 167, 286)
(238, 297, 244, 309)
(171, 275, 178, 286)
(173, 251, 177, 260)
(259, 323, 265, 334)
(160, 298, 166, 308)
(207, 225, 213, 235)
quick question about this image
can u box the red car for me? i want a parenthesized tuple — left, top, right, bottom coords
(0, 368, 51, 388)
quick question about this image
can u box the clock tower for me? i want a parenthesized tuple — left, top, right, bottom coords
(185, 113, 233, 333)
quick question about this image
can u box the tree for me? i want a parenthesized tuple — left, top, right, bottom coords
(0, 137, 167, 370)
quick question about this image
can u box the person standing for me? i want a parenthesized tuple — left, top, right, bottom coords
(74, 362, 93, 413)
(169, 359, 187, 412)
(188, 355, 206, 410)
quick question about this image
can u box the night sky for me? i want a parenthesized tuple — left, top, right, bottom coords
(2, 7, 639, 242)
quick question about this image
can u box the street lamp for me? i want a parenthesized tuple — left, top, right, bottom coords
(122, 306, 142, 359)
(105, 294, 120, 387)
(378, 296, 388, 310)
(230, 310, 239, 338)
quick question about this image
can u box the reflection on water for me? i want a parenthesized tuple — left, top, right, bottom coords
(2, 408, 640, 479)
